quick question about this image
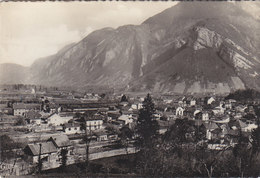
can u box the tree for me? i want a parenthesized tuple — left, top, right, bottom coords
(249, 106, 260, 171)
(225, 89, 260, 101)
(135, 93, 159, 174)
(15, 117, 26, 126)
(251, 126, 260, 157)
(119, 126, 133, 156)
(0, 135, 23, 162)
(60, 148, 68, 171)
(120, 95, 128, 102)
(232, 133, 251, 177)
(136, 93, 159, 148)
(100, 93, 106, 99)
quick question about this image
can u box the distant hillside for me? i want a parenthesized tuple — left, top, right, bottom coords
(0, 63, 30, 84)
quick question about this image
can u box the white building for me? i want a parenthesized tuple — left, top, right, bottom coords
(190, 99, 196, 106)
(244, 123, 258, 132)
(212, 106, 225, 115)
(163, 99, 173, 104)
(86, 119, 104, 131)
(13, 103, 41, 116)
(63, 123, 82, 134)
(207, 97, 215, 105)
(131, 103, 143, 110)
(176, 107, 184, 116)
(118, 115, 134, 125)
(194, 109, 202, 116)
(202, 112, 209, 121)
(47, 113, 72, 126)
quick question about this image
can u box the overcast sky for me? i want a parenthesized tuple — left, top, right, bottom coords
(0, 2, 178, 66)
(1, 1, 259, 67)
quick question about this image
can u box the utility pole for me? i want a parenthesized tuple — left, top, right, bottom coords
(86, 130, 90, 167)
(38, 143, 42, 174)
(85, 117, 91, 172)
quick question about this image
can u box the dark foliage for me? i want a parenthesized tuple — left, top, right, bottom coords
(15, 117, 26, 126)
(251, 126, 260, 155)
(225, 89, 260, 101)
(120, 95, 128, 102)
(136, 93, 159, 147)
(60, 149, 68, 169)
(0, 135, 23, 161)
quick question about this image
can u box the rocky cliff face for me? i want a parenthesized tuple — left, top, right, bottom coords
(1, 2, 260, 94)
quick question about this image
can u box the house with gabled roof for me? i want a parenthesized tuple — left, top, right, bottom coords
(25, 110, 42, 125)
(48, 135, 72, 149)
(228, 119, 248, 132)
(183, 96, 196, 106)
(202, 122, 219, 140)
(212, 106, 225, 115)
(176, 106, 184, 117)
(121, 110, 133, 118)
(93, 130, 108, 142)
(48, 135, 74, 165)
(162, 110, 174, 119)
(194, 108, 202, 116)
(63, 122, 82, 134)
(47, 113, 72, 126)
(235, 105, 247, 113)
(225, 129, 240, 145)
(207, 97, 215, 105)
(13, 103, 41, 116)
(0, 104, 12, 115)
(23, 142, 59, 169)
(130, 102, 143, 110)
(118, 114, 133, 125)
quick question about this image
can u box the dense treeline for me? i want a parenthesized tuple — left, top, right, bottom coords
(0, 135, 24, 161)
(225, 89, 260, 101)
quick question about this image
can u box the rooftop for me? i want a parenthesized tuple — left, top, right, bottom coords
(64, 122, 81, 128)
(13, 103, 41, 110)
(49, 135, 72, 148)
(26, 142, 57, 156)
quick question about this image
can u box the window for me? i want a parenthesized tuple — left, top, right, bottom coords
(41, 156, 48, 162)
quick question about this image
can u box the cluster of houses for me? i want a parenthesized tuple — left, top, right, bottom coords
(1, 93, 259, 143)
(0, 90, 259, 175)
(155, 96, 259, 149)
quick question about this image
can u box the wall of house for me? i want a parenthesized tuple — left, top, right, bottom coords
(176, 107, 184, 116)
(48, 115, 72, 126)
(65, 127, 81, 134)
(97, 135, 108, 142)
(86, 120, 103, 131)
(202, 113, 209, 121)
(14, 109, 26, 116)
(190, 100, 196, 106)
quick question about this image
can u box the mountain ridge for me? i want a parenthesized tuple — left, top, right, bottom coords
(1, 2, 260, 94)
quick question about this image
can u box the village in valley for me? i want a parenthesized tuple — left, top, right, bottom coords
(0, 84, 260, 176)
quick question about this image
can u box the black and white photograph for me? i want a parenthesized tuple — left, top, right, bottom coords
(0, 1, 260, 177)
